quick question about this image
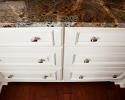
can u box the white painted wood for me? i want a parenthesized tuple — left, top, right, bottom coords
(0, 83, 2, 93)
(0, 46, 61, 67)
(0, 72, 4, 93)
(0, 68, 62, 82)
(64, 26, 125, 87)
(0, 67, 62, 81)
(4, 72, 57, 81)
(65, 27, 125, 46)
(64, 47, 125, 67)
(73, 54, 125, 64)
(114, 73, 125, 88)
(0, 27, 125, 88)
(0, 56, 53, 64)
(0, 46, 56, 55)
(70, 71, 123, 81)
(0, 27, 62, 46)
(64, 67, 125, 82)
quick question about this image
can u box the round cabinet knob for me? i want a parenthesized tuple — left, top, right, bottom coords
(113, 75, 118, 78)
(38, 59, 45, 63)
(84, 58, 90, 63)
(31, 37, 40, 42)
(43, 75, 49, 79)
(90, 37, 98, 42)
(79, 75, 84, 79)
(8, 75, 14, 78)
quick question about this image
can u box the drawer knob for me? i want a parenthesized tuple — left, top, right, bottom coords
(43, 75, 49, 79)
(91, 37, 98, 42)
(113, 75, 118, 78)
(31, 37, 40, 42)
(8, 75, 14, 78)
(38, 59, 45, 63)
(84, 58, 90, 63)
(79, 75, 84, 79)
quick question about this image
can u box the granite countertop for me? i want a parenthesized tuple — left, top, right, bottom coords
(0, 0, 125, 27)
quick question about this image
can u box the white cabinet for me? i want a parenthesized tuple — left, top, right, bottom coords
(0, 27, 125, 89)
(0, 27, 63, 87)
(64, 27, 125, 88)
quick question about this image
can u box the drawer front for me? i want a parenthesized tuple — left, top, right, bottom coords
(0, 56, 52, 65)
(72, 54, 125, 65)
(0, 47, 61, 67)
(64, 47, 125, 67)
(0, 27, 62, 46)
(0, 71, 59, 82)
(65, 27, 125, 46)
(70, 71, 124, 81)
(64, 69, 125, 81)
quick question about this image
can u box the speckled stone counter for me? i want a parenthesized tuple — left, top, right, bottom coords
(0, 0, 125, 27)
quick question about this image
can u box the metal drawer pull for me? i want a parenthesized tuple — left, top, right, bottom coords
(43, 75, 49, 79)
(84, 58, 90, 63)
(38, 59, 45, 63)
(31, 37, 40, 42)
(8, 75, 14, 78)
(90, 37, 98, 42)
(113, 75, 118, 78)
(79, 75, 84, 79)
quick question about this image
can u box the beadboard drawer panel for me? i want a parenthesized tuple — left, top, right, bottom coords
(0, 70, 61, 82)
(71, 54, 125, 65)
(65, 27, 125, 46)
(64, 68, 125, 81)
(0, 56, 52, 65)
(0, 27, 62, 46)
(0, 47, 61, 67)
(70, 71, 124, 81)
(64, 47, 125, 67)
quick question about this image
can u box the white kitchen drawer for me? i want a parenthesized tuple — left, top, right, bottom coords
(0, 56, 50, 64)
(0, 70, 59, 82)
(0, 27, 62, 46)
(65, 27, 125, 46)
(64, 68, 125, 81)
(71, 54, 125, 65)
(64, 47, 125, 67)
(70, 71, 124, 81)
(0, 47, 61, 67)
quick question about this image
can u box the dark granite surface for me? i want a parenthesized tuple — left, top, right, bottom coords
(0, 0, 125, 27)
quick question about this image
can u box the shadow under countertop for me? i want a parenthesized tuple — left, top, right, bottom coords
(0, 0, 125, 27)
